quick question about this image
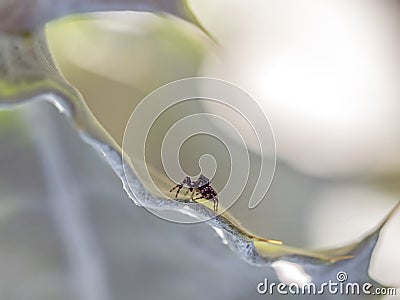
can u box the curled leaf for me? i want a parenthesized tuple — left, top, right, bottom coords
(0, 7, 398, 294)
(0, 0, 199, 32)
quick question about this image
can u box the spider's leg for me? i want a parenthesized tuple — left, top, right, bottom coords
(171, 177, 191, 198)
(212, 197, 219, 212)
(183, 176, 193, 188)
(170, 184, 184, 199)
(169, 185, 179, 193)
(184, 187, 193, 197)
(189, 188, 196, 199)
(175, 185, 184, 198)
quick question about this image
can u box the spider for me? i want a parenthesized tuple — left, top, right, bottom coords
(170, 174, 219, 212)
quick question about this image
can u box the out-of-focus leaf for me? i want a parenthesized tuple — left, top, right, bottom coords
(0, 0, 201, 33)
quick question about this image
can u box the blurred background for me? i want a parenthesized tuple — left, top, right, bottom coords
(1, 0, 399, 299)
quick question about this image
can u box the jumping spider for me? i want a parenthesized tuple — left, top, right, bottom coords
(170, 174, 219, 212)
